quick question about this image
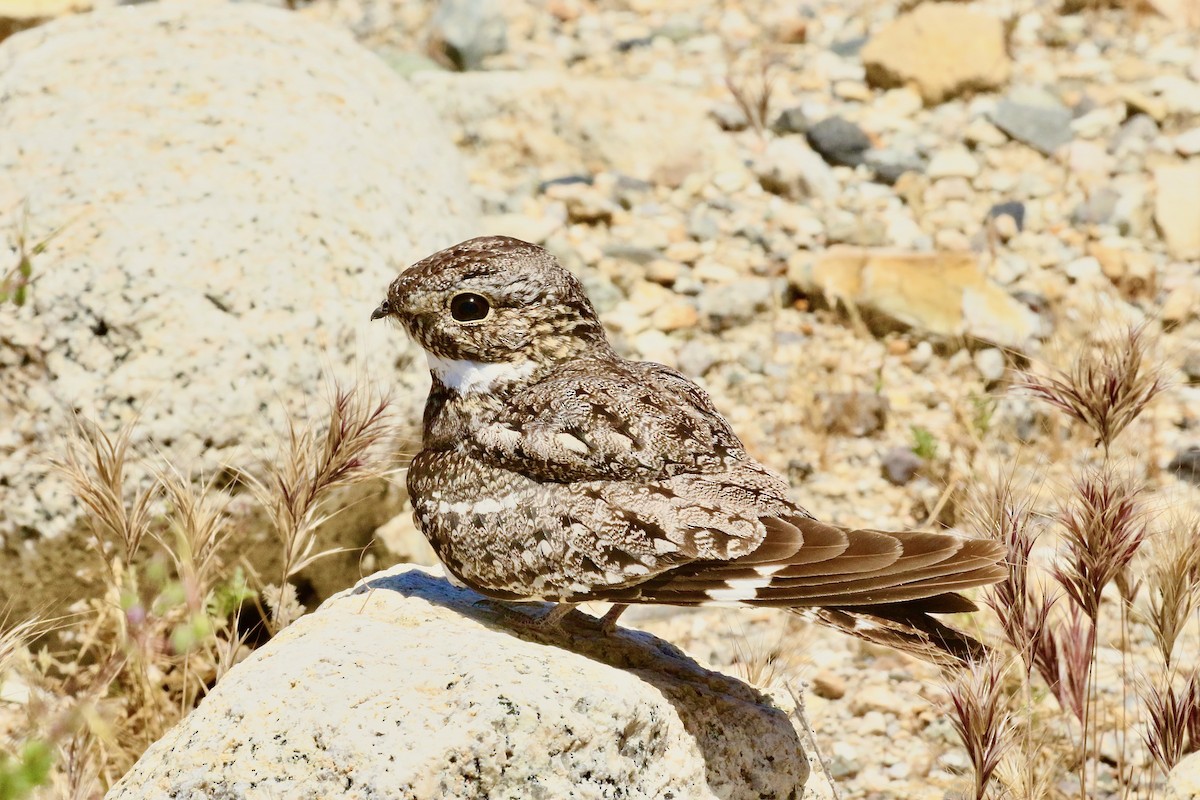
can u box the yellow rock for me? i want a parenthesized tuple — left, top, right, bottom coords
(1155, 163, 1200, 260)
(0, 0, 86, 41)
(861, 4, 1011, 106)
(789, 247, 1039, 349)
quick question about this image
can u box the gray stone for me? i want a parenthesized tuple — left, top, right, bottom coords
(687, 206, 722, 241)
(710, 101, 750, 132)
(0, 2, 477, 616)
(881, 446, 923, 486)
(865, 148, 925, 184)
(697, 279, 778, 330)
(1169, 448, 1200, 486)
(106, 565, 809, 800)
(1111, 113, 1159, 157)
(989, 97, 1074, 155)
(429, 0, 508, 71)
(973, 347, 1007, 383)
(827, 755, 862, 780)
(988, 201, 1026, 231)
(806, 117, 872, 167)
(1073, 187, 1120, 226)
(676, 339, 721, 377)
(771, 106, 810, 135)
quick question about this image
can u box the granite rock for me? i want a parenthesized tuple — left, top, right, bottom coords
(106, 565, 809, 800)
(0, 1, 478, 614)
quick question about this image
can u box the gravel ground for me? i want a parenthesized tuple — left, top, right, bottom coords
(9, 0, 1200, 796)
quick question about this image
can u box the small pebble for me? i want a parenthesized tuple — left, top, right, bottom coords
(806, 117, 872, 167)
(973, 347, 1006, 383)
(881, 446, 923, 486)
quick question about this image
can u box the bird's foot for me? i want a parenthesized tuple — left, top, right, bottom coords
(473, 598, 579, 630)
(598, 603, 629, 634)
(474, 599, 628, 635)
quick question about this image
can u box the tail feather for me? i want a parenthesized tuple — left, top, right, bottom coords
(589, 515, 1004, 665)
(799, 600, 990, 666)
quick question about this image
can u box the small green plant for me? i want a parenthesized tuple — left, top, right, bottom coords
(0, 206, 72, 308)
(910, 425, 938, 461)
(968, 393, 997, 437)
(0, 740, 54, 800)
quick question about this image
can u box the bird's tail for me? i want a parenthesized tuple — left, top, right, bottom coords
(599, 515, 1005, 666)
(795, 596, 989, 666)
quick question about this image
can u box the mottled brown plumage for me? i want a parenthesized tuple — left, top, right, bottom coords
(373, 235, 1006, 665)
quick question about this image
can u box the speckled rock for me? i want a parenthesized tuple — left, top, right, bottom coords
(411, 70, 743, 188)
(0, 0, 82, 41)
(106, 565, 808, 800)
(1167, 751, 1200, 799)
(0, 1, 477, 612)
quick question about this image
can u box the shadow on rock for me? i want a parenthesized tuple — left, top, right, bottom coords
(355, 567, 808, 800)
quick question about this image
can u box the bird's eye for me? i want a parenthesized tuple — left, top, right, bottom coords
(449, 293, 491, 323)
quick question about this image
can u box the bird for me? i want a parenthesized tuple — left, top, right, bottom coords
(371, 235, 1007, 665)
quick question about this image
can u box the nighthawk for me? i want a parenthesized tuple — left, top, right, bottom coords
(372, 235, 1006, 664)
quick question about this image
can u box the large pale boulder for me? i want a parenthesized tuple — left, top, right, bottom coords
(411, 70, 745, 188)
(1168, 751, 1200, 799)
(0, 1, 478, 613)
(106, 565, 809, 800)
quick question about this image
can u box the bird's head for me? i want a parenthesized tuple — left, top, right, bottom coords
(372, 236, 611, 393)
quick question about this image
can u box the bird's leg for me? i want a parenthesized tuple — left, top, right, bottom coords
(472, 599, 576, 630)
(599, 603, 629, 633)
(536, 602, 578, 628)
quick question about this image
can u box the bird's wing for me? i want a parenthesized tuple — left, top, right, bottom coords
(577, 510, 1006, 665)
(470, 359, 751, 484)
(578, 512, 1005, 606)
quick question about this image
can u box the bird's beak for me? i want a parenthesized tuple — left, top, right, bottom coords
(370, 299, 390, 321)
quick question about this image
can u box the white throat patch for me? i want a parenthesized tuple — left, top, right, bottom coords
(426, 353, 537, 394)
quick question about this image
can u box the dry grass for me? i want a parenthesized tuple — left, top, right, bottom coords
(944, 655, 1013, 800)
(0, 383, 393, 799)
(725, 50, 779, 140)
(237, 384, 391, 630)
(1016, 324, 1164, 453)
(941, 322, 1197, 800)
